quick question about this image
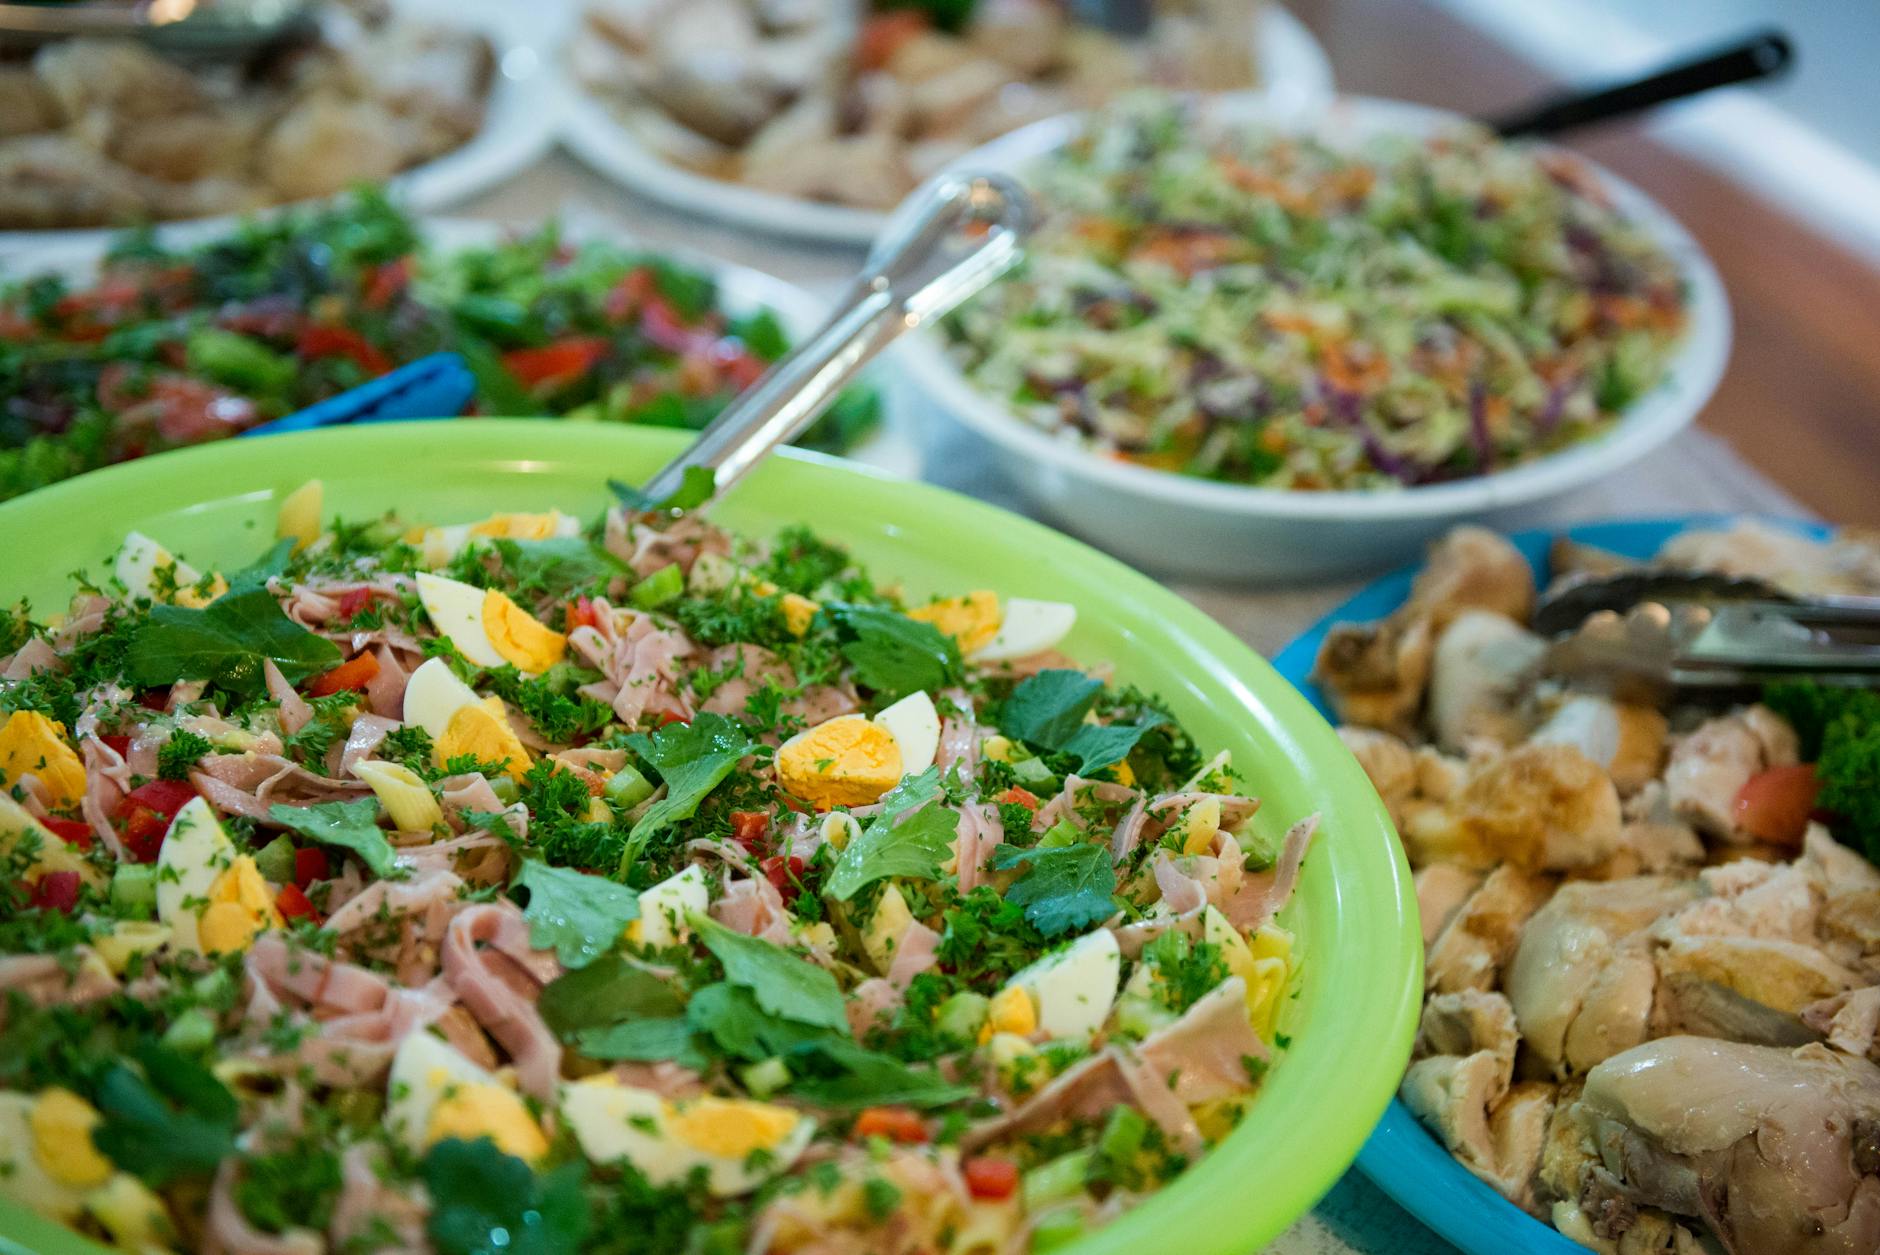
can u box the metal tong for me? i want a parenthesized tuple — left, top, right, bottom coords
(636, 172, 1032, 507)
(0, 0, 318, 58)
(1539, 571, 1880, 701)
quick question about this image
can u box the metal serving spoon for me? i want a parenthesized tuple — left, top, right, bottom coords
(635, 172, 1033, 509)
(0, 0, 318, 59)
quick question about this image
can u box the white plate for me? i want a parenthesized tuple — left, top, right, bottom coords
(555, 4, 1335, 248)
(0, 0, 563, 256)
(887, 93, 1733, 582)
(0, 211, 913, 475)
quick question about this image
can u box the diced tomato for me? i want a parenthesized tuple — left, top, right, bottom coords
(29, 871, 81, 914)
(963, 1157, 1019, 1201)
(116, 779, 197, 863)
(362, 256, 414, 310)
(100, 734, 132, 757)
(294, 847, 330, 890)
(718, 345, 768, 391)
(142, 375, 259, 444)
(852, 1106, 929, 1144)
(334, 588, 376, 620)
(761, 855, 804, 904)
(275, 882, 321, 923)
(604, 266, 658, 322)
(730, 810, 769, 850)
(135, 689, 170, 712)
(567, 596, 604, 632)
(307, 651, 381, 698)
(856, 10, 928, 71)
(42, 817, 94, 851)
(652, 711, 689, 729)
(502, 337, 610, 390)
(1735, 764, 1821, 846)
(996, 786, 1040, 811)
(298, 324, 393, 376)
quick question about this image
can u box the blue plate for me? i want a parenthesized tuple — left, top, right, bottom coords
(1270, 513, 1830, 1255)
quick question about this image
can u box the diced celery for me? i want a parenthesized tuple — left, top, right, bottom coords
(1038, 820, 1081, 849)
(159, 1007, 216, 1054)
(604, 762, 655, 809)
(630, 563, 684, 609)
(934, 991, 989, 1043)
(253, 834, 296, 884)
(185, 329, 295, 395)
(739, 1057, 791, 1098)
(1030, 1206, 1087, 1252)
(109, 862, 158, 918)
(1022, 1149, 1092, 1211)
(1011, 756, 1055, 786)
(488, 775, 521, 805)
(1096, 1105, 1147, 1168)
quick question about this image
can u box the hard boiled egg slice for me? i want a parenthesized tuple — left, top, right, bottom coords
(775, 715, 903, 811)
(634, 864, 708, 949)
(906, 591, 1001, 654)
(413, 574, 567, 674)
(1006, 928, 1121, 1041)
(972, 598, 1077, 663)
(386, 1032, 547, 1161)
(402, 656, 484, 739)
(0, 1093, 89, 1222)
(114, 532, 224, 607)
(155, 797, 279, 955)
(418, 510, 581, 567)
(560, 1077, 814, 1197)
(873, 690, 940, 778)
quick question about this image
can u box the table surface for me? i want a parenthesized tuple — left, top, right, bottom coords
(454, 151, 1811, 1254)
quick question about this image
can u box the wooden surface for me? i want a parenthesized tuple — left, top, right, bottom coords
(1286, 0, 1880, 526)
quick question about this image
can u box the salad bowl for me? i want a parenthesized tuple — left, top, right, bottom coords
(0, 421, 1420, 1255)
(889, 94, 1731, 583)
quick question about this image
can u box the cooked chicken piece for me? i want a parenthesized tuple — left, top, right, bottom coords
(1412, 525, 1537, 627)
(1531, 695, 1668, 796)
(1505, 877, 1696, 1077)
(1427, 864, 1557, 994)
(621, 103, 735, 168)
(1802, 986, 1880, 1060)
(1659, 520, 1880, 598)
(0, 134, 162, 227)
(1056, 27, 1140, 97)
(967, 0, 1069, 76)
(1416, 864, 1486, 947)
(345, 21, 494, 144)
(584, 0, 681, 51)
(1552, 1203, 1711, 1255)
(1405, 743, 1621, 872)
(886, 30, 984, 84)
(0, 69, 57, 138)
(1799, 826, 1880, 975)
(1413, 746, 1469, 800)
(742, 127, 909, 208)
(1417, 989, 1520, 1082)
(1426, 610, 1546, 753)
(1338, 725, 1416, 816)
(1656, 933, 1860, 1017)
(1658, 973, 1823, 1048)
(1402, 1052, 1555, 1211)
(1548, 536, 1639, 583)
(1582, 784, 1705, 881)
(1578, 1038, 1880, 1255)
(1537, 1076, 1591, 1203)
(905, 57, 1008, 138)
(1312, 615, 1434, 736)
(902, 135, 973, 181)
(34, 39, 204, 120)
(1663, 705, 1799, 841)
(846, 71, 912, 137)
(259, 95, 404, 200)
(627, 0, 808, 147)
(111, 110, 265, 183)
(1146, 9, 1257, 91)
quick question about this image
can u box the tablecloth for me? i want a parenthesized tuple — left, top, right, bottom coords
(461, 153, 1812, 1254)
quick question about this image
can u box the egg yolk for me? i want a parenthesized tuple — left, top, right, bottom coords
(776, 716, 903, 810)
(171, 573, 229, 610)
(982, 985, 1038, 1041)
(906, 591, 1001, 654)
(666, 1097, 800, 1159)
(0, 710, 86, 806)
(198, 856, 282, 955)
(30, 1089, 112, 1188)
(426, 1082, 549, 1161)
(470, 512, 564, 541)
(480, 590, 567, 673)
(435, 700, 532, 780)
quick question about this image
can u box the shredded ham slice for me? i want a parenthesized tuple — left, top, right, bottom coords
(1136, 976, 1269, 1104)
(570, 602, 696, 727)
(264, 659, 313, 736)
(847, 977, 903, 1038)
(0, 952, 118, 1017)
(205, 1158, 324, 1255)
(1, 636, 58, 679)
(886, 919, 941, 990)
(191, 753, 372, 821)
(330, 1144, 430, 1253)
(325, 867, 466, 986)
(951, 802, 1003, 895)
(1034, 775, 1138, 830)
(711, 874, 795, 945)
(363, 643, 411, 719)
(337, 714, 399, 774)
(441, 901, 563, 1099)
(963, 1046, 1203, 1156)
(1222, 814, 1320, 931)
(79, 736, 131, 859)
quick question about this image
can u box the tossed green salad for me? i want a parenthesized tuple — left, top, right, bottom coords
(0, 486, 1316, 1253)
(944, 98, 1691, 490)
(0, 193, 876, 502)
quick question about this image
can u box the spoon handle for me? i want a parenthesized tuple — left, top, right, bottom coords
(1486, 28, 1793, 140)
(636, 172, 1032, 507)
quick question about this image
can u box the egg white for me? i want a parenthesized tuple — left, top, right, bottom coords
(637, 864, 708, 948)
(414, 574, 506, 669)
(402, 656, 485, 740)
(1008, 928, 1121, 1040)
(154, 797, 237, 954)
(559, 1078, 815, 1197)
(873, 690, 941, 778)
(114, 532, 203, 603)
(386, 1032, 497, 1156)
(972, 598, 1076, 662)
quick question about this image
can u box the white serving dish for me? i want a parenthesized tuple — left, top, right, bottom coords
(887, 93, 1732, 583)
(0, 0, 563, 256)
(555, 4, 1334, 248)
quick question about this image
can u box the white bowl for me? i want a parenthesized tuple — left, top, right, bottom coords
(0, 0, 562, 256)
(889, 94, 1732, 583)
(556, 4, 1334, 248)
